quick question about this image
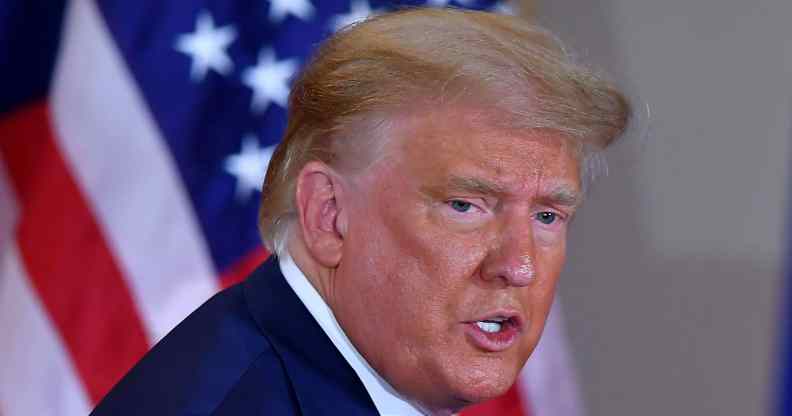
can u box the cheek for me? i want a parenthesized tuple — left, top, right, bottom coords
(538, 242, 566, 287)
(363, 203, 490, 332)
(383, 215, 489, 309)
(522, 245, 566, 334)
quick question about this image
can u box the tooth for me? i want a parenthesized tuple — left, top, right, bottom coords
(476, 321, 502, 333)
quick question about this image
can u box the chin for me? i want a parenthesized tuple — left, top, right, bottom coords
(446, 359, 522, 406)
(398, 356, 523, 415)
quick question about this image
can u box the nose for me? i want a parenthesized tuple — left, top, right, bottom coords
(480, 220, 536, 287)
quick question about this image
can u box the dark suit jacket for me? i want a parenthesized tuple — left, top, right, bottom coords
(91, 258, 379, 415)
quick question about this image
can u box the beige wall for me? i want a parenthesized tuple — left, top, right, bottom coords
(530, 0, 792, 415)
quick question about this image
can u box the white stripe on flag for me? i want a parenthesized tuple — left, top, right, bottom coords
(50, 0, 218, 343)
(520, 298, 586, 416)
(0, 165, 92, 416)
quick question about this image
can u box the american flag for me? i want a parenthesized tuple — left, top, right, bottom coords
(0, 0, 584, 414)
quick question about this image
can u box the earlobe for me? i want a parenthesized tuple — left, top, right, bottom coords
(294, 161, 345, 268)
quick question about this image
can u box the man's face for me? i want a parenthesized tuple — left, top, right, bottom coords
(329, 106, 581, 411)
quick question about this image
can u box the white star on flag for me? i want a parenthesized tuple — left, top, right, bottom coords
(425, 0, 476, 7)
(174, 11, 237, 81)
(224, 135, 275, 201)
(242, 49, 298, 113)
(266, 0, 315, 23)
(331, 0, 381, 31)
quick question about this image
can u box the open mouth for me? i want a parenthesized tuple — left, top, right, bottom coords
(475, 316, 516, 333)
(465, 314, 523, 352)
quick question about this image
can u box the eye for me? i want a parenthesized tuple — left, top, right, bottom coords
(535, 211, 558, 225)
(449, 200, 473, 213)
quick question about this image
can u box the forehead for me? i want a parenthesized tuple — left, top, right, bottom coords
(380, 106, 582, 197)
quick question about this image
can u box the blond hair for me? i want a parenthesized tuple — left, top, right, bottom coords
(258, 7, 630, 255)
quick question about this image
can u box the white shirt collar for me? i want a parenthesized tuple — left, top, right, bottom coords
(279, 254, 427, 416)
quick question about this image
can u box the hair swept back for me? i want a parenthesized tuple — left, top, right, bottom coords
(258, 7, 631, 255)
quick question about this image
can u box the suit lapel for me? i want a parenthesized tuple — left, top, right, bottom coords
(243, 258, 379, 416)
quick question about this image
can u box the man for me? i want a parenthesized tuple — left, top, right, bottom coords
(92, 7, 629, 416)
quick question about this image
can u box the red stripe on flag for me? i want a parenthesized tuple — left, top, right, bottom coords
(0, 102, 150, 404)
(220, 247, 270, 289)
(460, 384, 531, 416)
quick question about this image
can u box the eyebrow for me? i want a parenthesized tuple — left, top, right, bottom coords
(445, 176, 582, 207)
(445, 175, 508, 196)
(544, 185, 583, 208)
(422, 175, 582, 207)
(418, 175, 505, 201)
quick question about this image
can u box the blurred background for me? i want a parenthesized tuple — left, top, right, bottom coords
(538, 1, 791, 415)
(1, 0, 789, 415)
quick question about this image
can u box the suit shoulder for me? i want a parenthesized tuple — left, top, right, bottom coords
(92, 284, 296, 415)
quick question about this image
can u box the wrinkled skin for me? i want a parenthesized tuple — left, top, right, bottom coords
(314, 106, 581, 414)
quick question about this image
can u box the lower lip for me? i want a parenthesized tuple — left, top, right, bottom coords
(464, 321, 521, 352)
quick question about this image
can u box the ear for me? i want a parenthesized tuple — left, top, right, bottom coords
(294, 161, 347, 268)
